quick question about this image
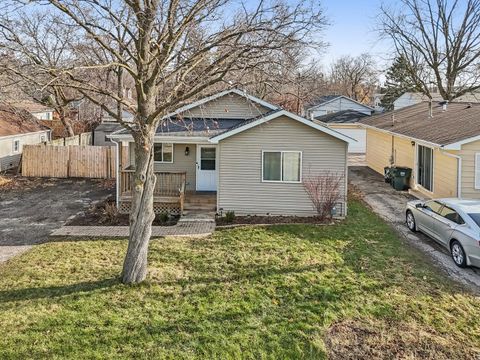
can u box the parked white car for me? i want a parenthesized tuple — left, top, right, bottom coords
(406, 199, 480, 268)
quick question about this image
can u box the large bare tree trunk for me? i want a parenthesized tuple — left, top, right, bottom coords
(121, 129, 156, 283)
(58, 108, 75, 137)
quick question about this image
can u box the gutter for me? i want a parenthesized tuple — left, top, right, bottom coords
(111, 139, 121, 209)
(361, 123, 441, 149)
(440, 149, 462, 198)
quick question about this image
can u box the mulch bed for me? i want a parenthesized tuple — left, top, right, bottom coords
(67, 196, 179, 226)
(216, 214, 331, 226)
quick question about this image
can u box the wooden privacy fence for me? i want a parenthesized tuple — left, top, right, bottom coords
(22, 145, 116, 179)
(49, 132, 92, 146)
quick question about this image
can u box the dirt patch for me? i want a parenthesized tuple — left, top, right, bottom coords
(67, 196, 179, 226)
(216, 214, 332, 226)
(324, 319, 480, 360)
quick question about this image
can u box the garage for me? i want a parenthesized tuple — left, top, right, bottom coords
(313, 109, 369, 154)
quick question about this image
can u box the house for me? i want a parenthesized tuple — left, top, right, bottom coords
(393, 92, 480, 110)
(361, 101, 480, 200)
(93, 109, 134, 146)
(0, 104, 51, 171)
(109, 89, 352, 217)
(304, 95, 374, 119)
(15, 101, 55, 121)
(313, 110, 369, 153)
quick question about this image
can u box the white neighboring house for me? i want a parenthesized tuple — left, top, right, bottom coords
(304, 95, 374, 119)
(15, 101, 55, 121)
(0, 104, 51, 171)
(393, 92, 480, 110)
(304, 95, 374, 154)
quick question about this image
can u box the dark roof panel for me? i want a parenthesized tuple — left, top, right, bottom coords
(314, 110, 369, 124)
(361, 101, 480, 145)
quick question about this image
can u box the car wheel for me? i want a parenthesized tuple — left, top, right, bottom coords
(450, 240, 467, 268)
(406, 211, 416, 232)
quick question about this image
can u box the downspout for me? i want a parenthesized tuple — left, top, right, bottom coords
(111, 138, 121, 209)
(440, 149, 462, 198)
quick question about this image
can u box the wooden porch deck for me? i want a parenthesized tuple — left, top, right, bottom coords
(119, 169, 187, 215)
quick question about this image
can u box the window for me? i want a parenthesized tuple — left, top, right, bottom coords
(262, 151, 301, 183)
(475, 153, 480, 189)
(12, 139, 20, 153)
(154, 143, 173, 163)
(424, 200, 443, 214)
(200, 147, 216, 170)
(439, 206, 464, 225)
(468, 213, 480, 227)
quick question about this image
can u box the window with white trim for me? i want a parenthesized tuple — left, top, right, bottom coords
(262, 151, 301, 182)
(12, 139, 20, 153)
(475, 153, 480, 189)
(154, 143, 173, 163)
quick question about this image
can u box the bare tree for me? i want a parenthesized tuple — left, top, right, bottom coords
(1, 0, 326, 283)
(0, 12, 86, 136)
(303, 172, 344, 221)
(329, 54, 378, 103)
(379, 0, 480, 101)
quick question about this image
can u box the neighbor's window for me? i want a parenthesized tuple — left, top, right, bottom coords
(262, 151, 301, 182)
(154, 143, 173, 163)
(12, 139, 20, 153)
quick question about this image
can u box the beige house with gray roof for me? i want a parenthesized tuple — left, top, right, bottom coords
(362, 101, 480, 200)
(109, 89, 353, 217)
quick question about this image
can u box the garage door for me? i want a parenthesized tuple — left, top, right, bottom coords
(333, 128, 366, 153)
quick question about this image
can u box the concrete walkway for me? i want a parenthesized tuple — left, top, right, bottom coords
(51, 211, 216, 238)
(350, 166, 480, 292)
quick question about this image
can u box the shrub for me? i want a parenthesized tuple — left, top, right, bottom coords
(303, 171, 344, 221)
(225, 211, 235, 223)
(158, 212, 169, 223)
(100, 201, 119, 224)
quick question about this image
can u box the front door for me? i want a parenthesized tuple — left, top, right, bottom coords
(196, 145, 217, 191)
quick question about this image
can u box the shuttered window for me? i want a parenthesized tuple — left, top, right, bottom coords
(475, 153, 480, 189)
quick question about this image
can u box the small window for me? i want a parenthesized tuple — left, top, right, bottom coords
(40, 135, 46, 142)
(475, 153, 480, 189)
(154, 143, 173, 163)
(424, 200, 443, 214)
(12, 139, 20, 153)
(439, 206, 464, 225)
(262, 151, 301, 183)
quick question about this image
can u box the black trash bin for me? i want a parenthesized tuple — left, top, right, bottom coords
(391, 167, 412, 191)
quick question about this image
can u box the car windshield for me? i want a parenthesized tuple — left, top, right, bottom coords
(468, 213, 480, 227)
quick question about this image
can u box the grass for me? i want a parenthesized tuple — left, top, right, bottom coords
(0, 200, 479, 359)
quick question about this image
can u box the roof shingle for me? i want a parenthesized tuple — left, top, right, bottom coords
(361, 101, 480, 146)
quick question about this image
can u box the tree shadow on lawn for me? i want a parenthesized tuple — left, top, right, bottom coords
(0, 277, 119, 303)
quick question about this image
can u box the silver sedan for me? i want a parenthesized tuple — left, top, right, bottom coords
(406, 198, 480, 268)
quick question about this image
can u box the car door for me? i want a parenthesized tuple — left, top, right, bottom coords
(416, 200, 443, 239)
(435, 206, 462, 245)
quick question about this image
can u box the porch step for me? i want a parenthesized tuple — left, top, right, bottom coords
(184, 204, 216, 212)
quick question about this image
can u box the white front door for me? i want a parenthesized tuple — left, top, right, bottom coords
(196, 145, 217, 191)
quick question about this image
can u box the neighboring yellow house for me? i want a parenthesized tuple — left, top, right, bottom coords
(361, 101, 480, 200)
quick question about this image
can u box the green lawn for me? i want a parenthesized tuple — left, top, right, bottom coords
(0, 201, 479, 359)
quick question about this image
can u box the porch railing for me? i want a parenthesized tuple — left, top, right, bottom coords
(120, 169, 186, 198)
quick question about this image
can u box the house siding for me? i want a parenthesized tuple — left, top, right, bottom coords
(308, 97, 372, 119)
(181, 93, 271, 119)
(0, 131, 49, 171)
(128, 143, 197, 191)
(460, 140, 480, 199)
(218, 116, 348, 217)
(366, 127, 458, 198)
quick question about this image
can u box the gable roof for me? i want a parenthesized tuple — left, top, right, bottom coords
(305, 95, 374, 112)
(360, 101, 480, 148)
(209, 110, 355, 144)
(13, 100, 54, 113)
(314, 109, 369, 124)
(165, 88, 279, 119)
(0, 104, 49, 137)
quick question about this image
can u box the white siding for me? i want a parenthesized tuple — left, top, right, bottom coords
(218, 116, 348, 217)
(308, 97, 372, 119)
(0, 131, 50, 170)
(181, 93, 270, 119)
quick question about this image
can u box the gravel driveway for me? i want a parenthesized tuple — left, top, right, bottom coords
(349, 166, 480, 292)
(0, 178, 112, 263)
